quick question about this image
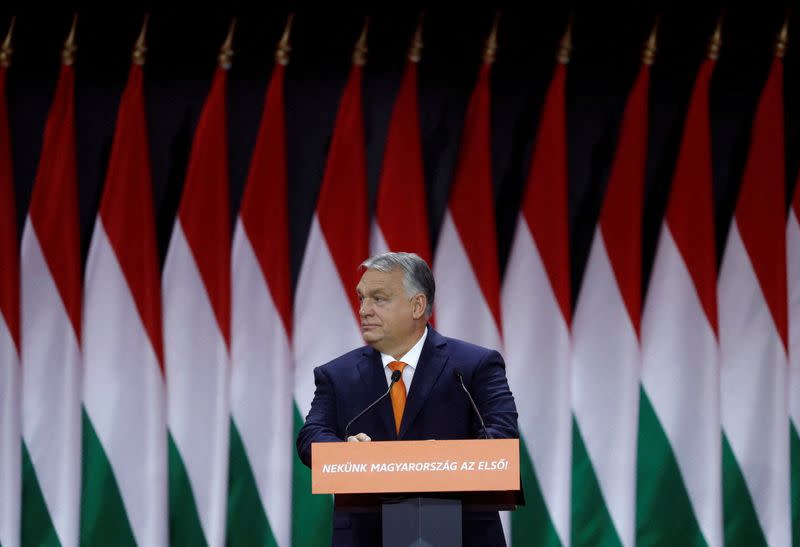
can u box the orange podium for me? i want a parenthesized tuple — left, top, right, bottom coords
(312, 439, 523, 546)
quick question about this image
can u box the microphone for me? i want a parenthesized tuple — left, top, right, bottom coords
(453, 369, 492, 439)
(344, 369, 402, 440)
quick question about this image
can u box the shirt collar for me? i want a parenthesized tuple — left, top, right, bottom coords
(380, 327, 428, 369)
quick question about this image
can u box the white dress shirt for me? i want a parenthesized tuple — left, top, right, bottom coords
(381, 327, 428, 394)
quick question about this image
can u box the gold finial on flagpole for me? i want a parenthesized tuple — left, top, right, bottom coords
(642, 16, 659, 65)
(556, 14, 572, 64)
(707, 14, 724, 60)
(353, 16, 369, 66)
(408, 12, 424, 63)
(0, 17, 15, 68)
(483, 12, 500, 64)
(62, 14, 78, 66)
(218, 18, 236, 70)
(275, 13, 293, 66)
(775, 12, 790, 58)
(132, 14, 149, 66)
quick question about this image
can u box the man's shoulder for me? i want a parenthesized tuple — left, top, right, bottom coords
(435, 331, 498, 360)
(317, 345, 372, 374)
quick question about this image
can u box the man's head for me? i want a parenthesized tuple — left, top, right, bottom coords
(356, 252, 435, 358)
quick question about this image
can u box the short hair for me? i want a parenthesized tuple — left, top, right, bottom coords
(360, 252, 435, 318)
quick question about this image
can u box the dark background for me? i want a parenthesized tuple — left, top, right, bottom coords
(2, 6, 796, 312)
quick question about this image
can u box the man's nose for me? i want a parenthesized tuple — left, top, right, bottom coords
(360, 299, 373, 316)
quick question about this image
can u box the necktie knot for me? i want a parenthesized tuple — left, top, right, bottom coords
(389, 361, 407, 373)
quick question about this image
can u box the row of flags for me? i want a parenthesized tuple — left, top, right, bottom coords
(0, 13, 798, 547)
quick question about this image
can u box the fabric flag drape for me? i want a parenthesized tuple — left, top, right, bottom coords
(637, 52, 722, 546)
(163, 62, 231, 546)
(0, 47, 21, 547)
(370, 25, 430, 262)
(501, 49, 571, 547)
(20, 61, 82, 547)
(292, 26, 369, 547)
(788, 178, 800, 547)
(719, 50, 791, 546)
(228, 28, 292, 547)
(80, 53, 167, 546)
(570, 48, 650, 547)
(432, 21, 506, 539)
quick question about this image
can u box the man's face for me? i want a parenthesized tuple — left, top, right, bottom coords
(356, 268, 422, 356)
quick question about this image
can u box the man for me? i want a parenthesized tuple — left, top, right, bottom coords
(297, 252, 518, 546)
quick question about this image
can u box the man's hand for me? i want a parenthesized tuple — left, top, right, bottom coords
(346, 432, 371, 442)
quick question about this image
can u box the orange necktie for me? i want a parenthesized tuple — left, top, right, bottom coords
(388, 361, 407, 433)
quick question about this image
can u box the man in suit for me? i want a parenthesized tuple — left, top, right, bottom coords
(296, 252, 518, 547)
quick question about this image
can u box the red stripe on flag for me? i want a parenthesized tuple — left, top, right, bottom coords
(98, 64, 164, 368)
(375, 61, 431, 264)
(239, 64, 292, 337)
(178, 67, 231, 346)
(666, 58, 718, 334)
(523, 62, 571, 324)
(0, 66, 18, 348)
(447, 63, 501, 329)
(734, 57, 788, 349)
(598, 65, 649, 336)
(27, 64, 81, 339)
(316, 65, 369, 319)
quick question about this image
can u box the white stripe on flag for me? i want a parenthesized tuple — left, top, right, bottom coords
(641, 224, 722, 547)
(163, 220, 229, 547)
(0, 312, 20, 547)
(293, 215, 363, 418)
(789, 209, 800, 446)
(83, 219, 167, 546)
(21, 220, 81, 547)
(231, 218, 292, 546)
(369, 223, 389, 257)
(571, 227, 639, 547)
(719, 221, 790, 547)
(501, 215, 571, 546)
(433, 211, 502, 351)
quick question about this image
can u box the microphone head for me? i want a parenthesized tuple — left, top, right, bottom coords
(391, 369, 402, 382)
(453, 368, 463, 381)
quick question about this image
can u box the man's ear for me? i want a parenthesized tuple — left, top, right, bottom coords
(412, 294, 427, 320)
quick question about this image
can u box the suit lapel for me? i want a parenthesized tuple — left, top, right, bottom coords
(399, 328, 449, 438)
(356, 348, 396, 439)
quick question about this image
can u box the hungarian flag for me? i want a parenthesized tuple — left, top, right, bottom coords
(787, 178, 800, 547)
(20, 63, 82, 546)
(433, 56, 502, 355)
(228, 38, 292, 547)
(0, 56, 21, 547)
(719, 52, 791, 546)
(80, 58, 167, 546)
(637, 53, 722, 546)
(570, 56, 649, 547)
(501, 56, 571, 547)
(163, 65, 231, 546)
(292, 28, 369, 547)
(431, 24, 506, 539)
(371, 27, 430, 262)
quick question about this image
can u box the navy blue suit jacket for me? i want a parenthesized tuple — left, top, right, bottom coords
(297, 327, 518, 547)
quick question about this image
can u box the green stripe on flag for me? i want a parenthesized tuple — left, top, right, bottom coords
(168, 432, 207, 547)
(791, 422, 799, 547)
(512, 435, 561, 547)
(636, 389, 706, 546)
(292, 405, 332, 547)
(571, 417, 622, 547)
(227, 418, 277, 547)
(79, 410, 136, 546)
(21, 441, 60, 547)
(722, 433, 767, 546)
